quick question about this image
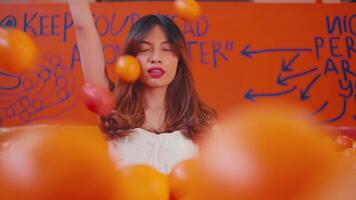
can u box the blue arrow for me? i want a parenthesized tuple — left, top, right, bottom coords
(300, 74, 321, 100)
(282, 53, 300, 72)
(244, 86, 297, 102)
(277, 67, 318, 86)
(241, 44, 312, 58)
(311, 101, 328, 115)
(322, 99, 347, 123)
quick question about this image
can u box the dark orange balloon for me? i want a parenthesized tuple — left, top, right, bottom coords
(335, 135, 354, 151)
(0, 28, 39, 73)
(118, 165, 169, 200)
(81, 82, 115, 116)
(197, 104, 342, 200)
(0, 126, 120, 200)
(174, 0, 202, 21)
(168, 159, 199, 200)
(115, 55, 141, 83)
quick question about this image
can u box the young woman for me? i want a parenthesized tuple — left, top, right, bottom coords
(68, 0, 215, 174)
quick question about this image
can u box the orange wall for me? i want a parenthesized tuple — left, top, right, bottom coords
(0, 2, 355, 127)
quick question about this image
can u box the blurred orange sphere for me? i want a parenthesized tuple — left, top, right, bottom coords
(81, 82, 115, 116)
(174, 0, 202, 21)
(118, 165, 169, 200)
(115, 55, 141, 83)
(0, 126, 119, 200)
(197, 104, 342, 200)
(168, 159, 199, 200)
(335, 135, 354, 151)
(0, 28, 39, 73)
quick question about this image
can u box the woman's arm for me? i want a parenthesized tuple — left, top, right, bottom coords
(68, 0, 109, 89)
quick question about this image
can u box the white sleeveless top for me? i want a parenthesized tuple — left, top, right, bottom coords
(107, 128, 198, 174)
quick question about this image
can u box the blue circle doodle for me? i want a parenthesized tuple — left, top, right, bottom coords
(57, 89, 70, 101)
(49, 55, 63, 68)
(19, 110, 32, 123)
(39, 67, 51, 82)
(5, 106, 15, 117)
(32, 99, 44, 112)
(55, 77, 68, 89)
(19, 96, 31, 108)
(22, 78, 34, 91)
(54, 65, 66, 78)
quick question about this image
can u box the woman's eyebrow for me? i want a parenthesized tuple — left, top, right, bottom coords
(139, 40, 170, 45)
(140, 41, 151, 45)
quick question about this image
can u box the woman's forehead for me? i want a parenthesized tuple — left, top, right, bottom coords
(141, 25, 169, 42)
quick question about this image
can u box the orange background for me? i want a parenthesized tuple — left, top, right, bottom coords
(0, 2, 355, 127)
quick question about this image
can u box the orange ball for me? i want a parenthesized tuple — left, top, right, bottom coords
(168, 159, 199, 200)
(0, 126, 120, 200)
(174, 0, 202, 21)
(118, 165, 169, 200)
(115, 55, 141, 83)
(0, 28, 39, 73)
(197, 104, 342, 200)
(335, 135, 354, 151)
(81, 82, 115, 116)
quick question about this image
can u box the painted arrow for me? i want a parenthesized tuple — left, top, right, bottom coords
(300, 74, 321, 100)
(244, 86, 297, 102)
(282, 53, 300, 72)
(277, 67, 318, 86)
(241, 44, 312, 58)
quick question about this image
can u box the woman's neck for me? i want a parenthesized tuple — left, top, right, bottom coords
(141, 86, 167, 111)
(141, 86, 167, 132)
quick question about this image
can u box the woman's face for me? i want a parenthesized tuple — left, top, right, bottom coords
(136, 25, 179, 89)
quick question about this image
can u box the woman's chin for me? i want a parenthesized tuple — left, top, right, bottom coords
(143, 81, 169, 89)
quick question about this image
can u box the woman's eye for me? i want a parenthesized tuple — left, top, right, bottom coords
(163, 48, 173, 52)
(139, 48, 150, 52)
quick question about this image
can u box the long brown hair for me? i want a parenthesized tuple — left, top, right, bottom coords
(100, 15, 216, 140)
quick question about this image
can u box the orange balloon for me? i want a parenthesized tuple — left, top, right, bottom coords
(81, 82, 115, 116)
(0, 28, 39, 73)
(0, 125, 120, 200)
(174, 0, 202, 21)
(197, 104, 342, 200)
(118, 165, 169, 200)
(115, 55, 141, 83)
(168, 159, 199, 200)
(335, 135, 354, 151)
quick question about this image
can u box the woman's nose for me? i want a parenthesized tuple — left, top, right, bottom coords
(149, 51, 162, 64)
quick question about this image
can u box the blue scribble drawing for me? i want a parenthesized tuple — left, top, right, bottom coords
(242, 40, 355, 124)
(0, 54, 79, 126)
(0, 71, 22, 90)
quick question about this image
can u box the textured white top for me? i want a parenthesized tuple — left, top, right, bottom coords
(107, 128, 198, 174)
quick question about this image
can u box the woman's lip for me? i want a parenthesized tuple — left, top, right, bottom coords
(147, 67, 165, 73)
(147, 67, 165, 78)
